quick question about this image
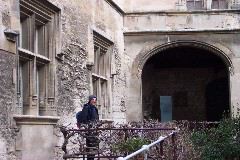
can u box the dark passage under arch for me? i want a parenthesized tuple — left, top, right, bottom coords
(142, 46, 230, 121)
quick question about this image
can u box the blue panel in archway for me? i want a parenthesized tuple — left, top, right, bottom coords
(160, 96, 172, 122)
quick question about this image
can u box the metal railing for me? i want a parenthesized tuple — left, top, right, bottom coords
(117, 131, 177, 160)
(60, 121, 178, 159)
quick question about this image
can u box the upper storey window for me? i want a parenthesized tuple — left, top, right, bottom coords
(92, 31, 113, 119)
(187, 0, 204, 10)
(17, 0, 60, 116)
(212, 0, 228, 9)
(186, 0, 228, 10)
(231, 0, 240, 9)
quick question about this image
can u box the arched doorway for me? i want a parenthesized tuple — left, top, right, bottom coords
(141, 45, 230, 121)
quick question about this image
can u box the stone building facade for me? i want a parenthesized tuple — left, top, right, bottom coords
(0, 0, 239, 159)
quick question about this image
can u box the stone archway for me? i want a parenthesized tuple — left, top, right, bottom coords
(126, 40, 233, 122)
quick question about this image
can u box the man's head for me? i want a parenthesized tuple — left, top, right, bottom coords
(88, 95, 97, 106)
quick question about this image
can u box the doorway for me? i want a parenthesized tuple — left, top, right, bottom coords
(142, 46, 230, 121)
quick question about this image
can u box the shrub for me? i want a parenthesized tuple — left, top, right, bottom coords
(191, 117, 240, 160)
(113, 137, 150, 154)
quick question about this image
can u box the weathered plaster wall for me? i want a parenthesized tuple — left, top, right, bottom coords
(114, 0, 240, 12)
(46, 0, 125, 158)
(0, 50, 17, 160)
(124, 33, 239, 60)
(113, 0, 180, 12)
(124, 33, 240, 121)
(124, 12, 240, 32)
(0, 0, 19, 159)
(48, 0, 125, 123)
(20, 125, 56, 160)
(0, 0, 19, 53)
(0, 0, 126, 159)
(0, 0, 239, 159)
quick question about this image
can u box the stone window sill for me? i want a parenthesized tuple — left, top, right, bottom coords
(13, 115, 60, 125)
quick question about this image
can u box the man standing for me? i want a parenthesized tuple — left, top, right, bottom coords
(80, 95, 99, 160)
(81, 95, 99, 123)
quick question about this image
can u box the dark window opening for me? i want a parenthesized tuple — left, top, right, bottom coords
(212, 0, 228, 9)
(187, 0, 204, 10)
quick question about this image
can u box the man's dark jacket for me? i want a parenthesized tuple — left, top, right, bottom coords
(81, 103, 99, 123)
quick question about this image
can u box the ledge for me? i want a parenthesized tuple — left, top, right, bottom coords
(124, 28, 240, 36)
(13, 115, 60, 125)
(125, 9, 240, 15)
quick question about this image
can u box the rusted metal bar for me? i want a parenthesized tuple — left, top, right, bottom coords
(67, 127, 176, 132)
(64, 155, 122, 159)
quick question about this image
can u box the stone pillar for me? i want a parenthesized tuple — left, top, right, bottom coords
(126, 66, 143, 122)
(230, 58, 240, 117)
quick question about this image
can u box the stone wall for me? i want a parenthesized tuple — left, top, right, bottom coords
(124, 32, 239, 121)
(124, 12, 240, 32)
(113, 0, 180, 12)
(0, 0, 240, 159)
(48, 0, 125, 124)
(0, 50, 17, 160)
(0, 0, 19, 53)
(46, 0, 126, 158)
(0, 0, 19, 159)
(0, 0, 126, 159)
(114, 0, 240, 12)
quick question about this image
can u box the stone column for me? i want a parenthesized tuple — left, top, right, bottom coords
(126, 66, 143, 122)
(230, 58, 240, 117)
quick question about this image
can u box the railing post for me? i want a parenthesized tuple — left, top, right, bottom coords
(160, 141, 164, 158)
(124, 128, 128, 141)
(172, 133, 177, 160)
(142, 145, 149, 160)
(124, 128, 128, 156)
(144, 150, 148, 160)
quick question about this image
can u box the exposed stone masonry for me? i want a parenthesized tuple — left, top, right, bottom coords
(0, 0, 240, 159)
(57, 43, 89, 117)
(0, 50, 17, 160)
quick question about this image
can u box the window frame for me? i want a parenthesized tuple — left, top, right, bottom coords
(231, 0, 240, 9)
(17, 0, 60, 116)
(92, 31, 113, 119)
(186, 0, 205, 10)
(211, 0, 228, 9)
